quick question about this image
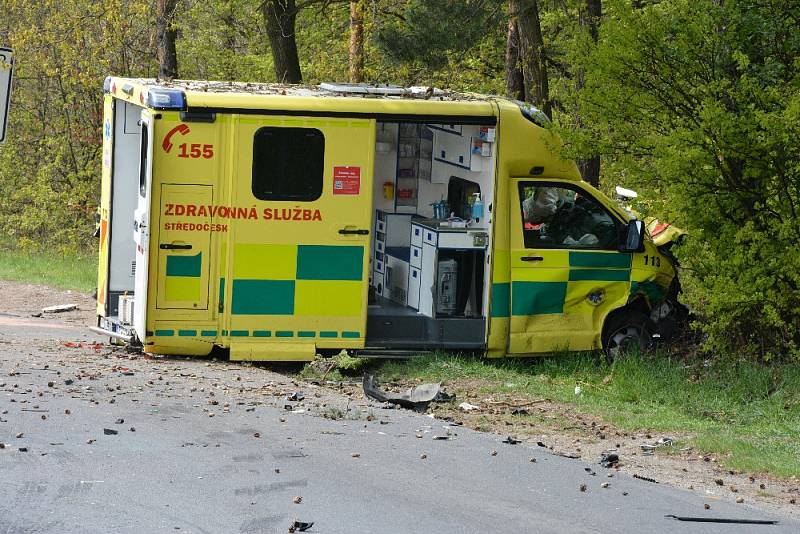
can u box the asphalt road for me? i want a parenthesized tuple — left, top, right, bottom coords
(1, 315, 797, 534)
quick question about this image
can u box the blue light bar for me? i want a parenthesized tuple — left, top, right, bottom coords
(146, 88, 186, 111)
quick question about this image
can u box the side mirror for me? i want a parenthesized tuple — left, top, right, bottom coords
(623, 219, 645, 252)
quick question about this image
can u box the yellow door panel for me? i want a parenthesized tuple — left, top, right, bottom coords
(156, 184, 212, 310)
(227, 116, 375, 348)
(508, 178, 633, 354)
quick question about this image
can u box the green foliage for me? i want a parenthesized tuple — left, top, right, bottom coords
(0, 240, 97, 291)
(1, 0, 155, 251)
(374, 0, 504, 70)
(558, 0, 800, 360)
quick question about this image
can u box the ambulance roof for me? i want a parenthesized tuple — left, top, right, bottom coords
(105, 77, 505, 118)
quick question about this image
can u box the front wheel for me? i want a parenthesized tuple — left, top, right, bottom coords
(602, 311, 654, 364)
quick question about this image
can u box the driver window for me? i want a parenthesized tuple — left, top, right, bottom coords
(519, 183, 620, 250)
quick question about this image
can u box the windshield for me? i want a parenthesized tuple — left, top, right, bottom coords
(512, 99, 550, 128)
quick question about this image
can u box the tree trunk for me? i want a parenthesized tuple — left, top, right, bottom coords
(349, 0, 366, 83)
(577, 0, 601, 187)
(156, 0, 179, 80)
(262, 0, 303, 84)
(505, 19, 525, 101)
(512, 0, 550, 118)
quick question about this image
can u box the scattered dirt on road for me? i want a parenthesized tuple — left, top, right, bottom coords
(1, 278, 798, 518)
(0, 279, 95, 327)
(334, 376, 800, 517)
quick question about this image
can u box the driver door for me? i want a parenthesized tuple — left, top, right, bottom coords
(508, 179, 631, 353)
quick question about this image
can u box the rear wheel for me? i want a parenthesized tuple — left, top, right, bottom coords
(602, 311, 654, 363)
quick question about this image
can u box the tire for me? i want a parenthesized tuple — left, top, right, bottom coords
(602, 310, 655, 364)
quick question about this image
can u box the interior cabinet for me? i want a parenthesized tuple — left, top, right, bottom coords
(395, 124, 433, 211)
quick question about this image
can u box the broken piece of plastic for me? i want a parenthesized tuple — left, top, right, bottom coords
(362, 375, 451, 411)
(288, 520, 314, 532)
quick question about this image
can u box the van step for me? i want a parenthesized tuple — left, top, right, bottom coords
(354, 349, 433, 359)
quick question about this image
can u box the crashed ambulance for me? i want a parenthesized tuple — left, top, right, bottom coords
(93, 78, 684, 361)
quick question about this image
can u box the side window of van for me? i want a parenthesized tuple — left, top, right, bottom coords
(519, 183, 621, 250)
(252, 127, 324, 201)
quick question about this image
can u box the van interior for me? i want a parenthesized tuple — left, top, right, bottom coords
(100, 102, 496, 350)
(365, 121, 495, 350)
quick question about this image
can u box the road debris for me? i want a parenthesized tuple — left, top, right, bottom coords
(288, 520, 314, 532)
(641, 436, 674, 455)
(42, 304, 77, 313)
(501, 436, 521, 445)
(579, 483, 587, 492)
(458, 402, 480, 412)
(362, 375, 452, 411)
(103, 428, 118, 435)
(601, 482, 609, 488)
(287, 391, 305, 402)
(599, 452, 619, 468)
(293, 496, 302, 504)
(665, 515, 776, 525)
(633, 474, 658, 483)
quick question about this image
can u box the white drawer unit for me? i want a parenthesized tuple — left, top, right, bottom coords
(407, 266, 421, 309)
(422, 228, 438, 247)
(410, 245, 422, 268)
(418, 242, 437, 316)
(411, 224, 423, 247)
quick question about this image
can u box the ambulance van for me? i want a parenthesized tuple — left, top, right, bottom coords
(93, 78, 683, 361)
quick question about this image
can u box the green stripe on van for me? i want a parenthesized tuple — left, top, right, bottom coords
(342, 331, 361, 338)
(511, 281, 567, 315)
(178, 329, 197, 337)
(490, 282, 510, 318)
(166, 253, 202, 277)
(319, 331, 338, 338)
(569, 251, 631, 269)
(296, 245, 363, 281)
(155, 329, 174, 337)
(230, 330, 249, 337)
(232, 280, 295, 315)
(569, 269, 630, 282)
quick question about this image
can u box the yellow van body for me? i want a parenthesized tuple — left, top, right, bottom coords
(94, 78, 682, 361)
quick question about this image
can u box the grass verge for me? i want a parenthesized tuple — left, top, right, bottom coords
(317, 351, 800, 478)
(0, 245, 97, 293)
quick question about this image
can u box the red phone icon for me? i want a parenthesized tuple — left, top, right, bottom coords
(162, 124, 190, 153)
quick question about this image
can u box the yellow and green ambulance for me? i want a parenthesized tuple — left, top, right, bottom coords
(93, 78, 683, 361)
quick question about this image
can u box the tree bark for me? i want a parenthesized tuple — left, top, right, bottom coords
(577, 0, 601, 187)
(512, 0, 551, 118)
(262, 0, 303, 84)
(505, 18, 525, 101)
(349, 0, 366, 83)
(156, 0, 179, 80)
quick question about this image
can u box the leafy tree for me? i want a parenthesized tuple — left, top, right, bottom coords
(561, 0, 800, 360)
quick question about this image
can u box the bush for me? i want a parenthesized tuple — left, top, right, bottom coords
(560, 0, 800, 361)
